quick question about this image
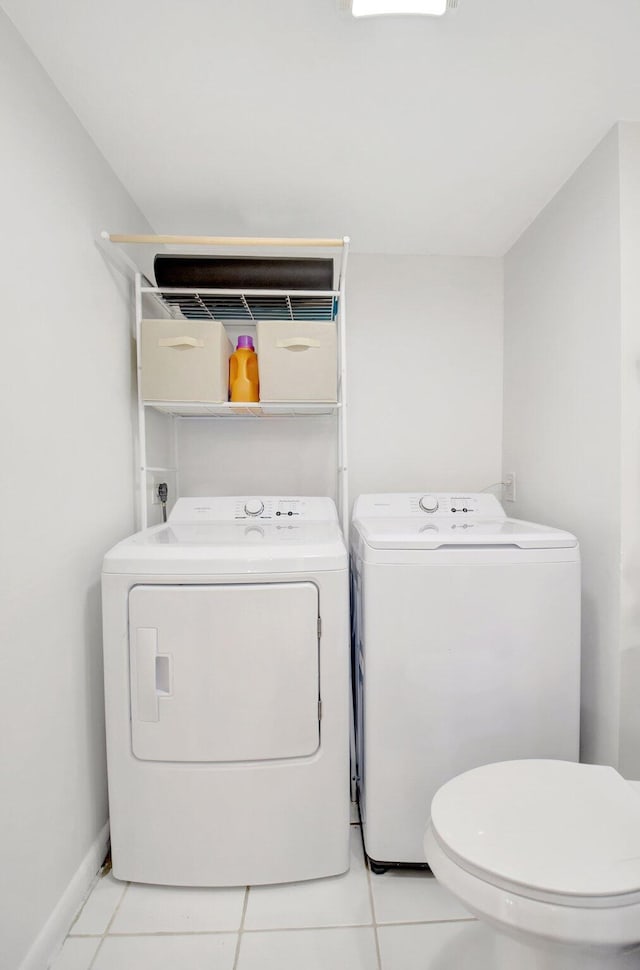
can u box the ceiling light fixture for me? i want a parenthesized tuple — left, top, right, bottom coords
(351, 0, 456, 16)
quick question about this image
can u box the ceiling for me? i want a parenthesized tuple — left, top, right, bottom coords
(3, 0, 640, 256)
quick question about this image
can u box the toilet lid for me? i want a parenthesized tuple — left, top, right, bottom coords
(430, 760, 640, 899)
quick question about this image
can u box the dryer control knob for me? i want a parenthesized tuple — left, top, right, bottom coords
(244, 498, 264, 517)
(419, 494, 439, 513)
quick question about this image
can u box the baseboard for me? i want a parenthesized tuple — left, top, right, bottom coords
(19, 821, 110, 970)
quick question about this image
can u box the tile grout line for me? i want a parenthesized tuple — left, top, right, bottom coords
(360, 835, 383, 970)
(353, 813, 382, 968)
(69, 929, 242, 938)
(69, 914, 475, 940)
(67, 913, 476, 940)
(231, 885, 250, 970)
(366, 868, 383, 970)
(86, 879, 131, 969)
(352, 807, 380, 961)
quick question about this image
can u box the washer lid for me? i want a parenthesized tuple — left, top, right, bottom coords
(353, 517, 577, 550)
(430, 761, 640, 899)
(103, 496, 346, 574)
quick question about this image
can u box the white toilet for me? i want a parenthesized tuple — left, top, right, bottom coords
(424, 760, 640, 969)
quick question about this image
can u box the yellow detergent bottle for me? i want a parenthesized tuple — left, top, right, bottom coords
(229, 335, 259, 402)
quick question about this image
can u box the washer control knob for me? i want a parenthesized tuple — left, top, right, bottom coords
(419, 494, 439, 513)
(244, 498, 264, 517)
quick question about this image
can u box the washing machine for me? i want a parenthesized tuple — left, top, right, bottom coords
(350, 492, 581, 871)
(102, 495, 350, 887)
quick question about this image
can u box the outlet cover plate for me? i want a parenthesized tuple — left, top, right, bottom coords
(503, 473, 516, 503)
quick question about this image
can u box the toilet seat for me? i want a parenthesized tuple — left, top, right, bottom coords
(425, 824, 640, 949)
(429, 760, 640, 907)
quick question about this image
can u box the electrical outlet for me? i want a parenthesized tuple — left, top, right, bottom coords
(503, 473, 516, 503)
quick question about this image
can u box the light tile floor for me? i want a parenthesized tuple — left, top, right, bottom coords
(52, 821, 484, 970)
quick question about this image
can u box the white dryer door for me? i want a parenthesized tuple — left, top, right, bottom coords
(129, 582, 320, 762)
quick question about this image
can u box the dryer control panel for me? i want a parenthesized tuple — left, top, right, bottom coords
(352, 493, 506, 519)
(168, 496, 339, 524)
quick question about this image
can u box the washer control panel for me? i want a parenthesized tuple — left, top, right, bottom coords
(411, 494, 487, 515)
(411, 494, 482, 515)
(353, 493, 505, 520)
(168, 496, 339, 523)
(235, 497, 309, 521)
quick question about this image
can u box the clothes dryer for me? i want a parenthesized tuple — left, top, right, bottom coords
(102, 496, 350, 886)
(350, 493, 580, 872)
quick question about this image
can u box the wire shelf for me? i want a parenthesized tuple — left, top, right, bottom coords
(141, 285, 338, 323)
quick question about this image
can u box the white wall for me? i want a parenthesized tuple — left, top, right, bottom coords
(347, 254, 504, 501)
(618, 123, 640, 777)
(176, 255, 504, 509)
(177, 414, 337, 502)
(503, 127, 622, 766)
(0, 11, 150, 968)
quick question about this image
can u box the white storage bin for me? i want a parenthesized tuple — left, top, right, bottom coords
(256, 321, 337, 402)
(140, 319, 232, 403)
